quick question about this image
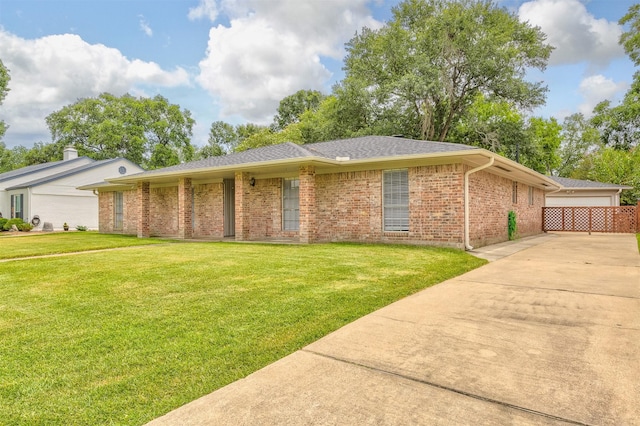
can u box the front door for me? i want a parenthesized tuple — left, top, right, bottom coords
(223, 179, 235, 237)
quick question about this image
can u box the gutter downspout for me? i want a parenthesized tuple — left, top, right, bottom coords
(464, 155, 494, 251)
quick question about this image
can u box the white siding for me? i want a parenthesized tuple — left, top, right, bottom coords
(14, 158, 143, 230)
(545, 190, 620, 207)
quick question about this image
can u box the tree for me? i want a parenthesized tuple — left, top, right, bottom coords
(272, 90, 325, 131)
(620, 4, 640, 67)
(590, 80, 640, 151)
(0, 59, 10, 140)
(556, 113, 601, 177)
(198, 121, 238, 158)
(571, 147, 640, 205)
(235, 124, 304, 152)
(524, 117, 562, 175)
(589, 4, 640, 151)
(341, 0, 552, 142)
(447, 94, 529, 160)
(46, 93, 195, 169)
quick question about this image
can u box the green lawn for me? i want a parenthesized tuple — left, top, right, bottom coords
(0, 236, 486, 425)
(0, 232, 173, 259)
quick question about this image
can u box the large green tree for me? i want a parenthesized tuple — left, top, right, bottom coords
(0, 59, 10, 140)
(271, 90, 325, 131)
(556, 113, 601, 177)
(448, 94, 529, 159)
(46, 93, 195, 169)
(341, 0, 552, 141)
(524, 117, 562, 175)
(590, 4, 640, 150)
(571, 147, 640, 205)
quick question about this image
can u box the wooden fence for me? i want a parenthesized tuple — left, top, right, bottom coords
(542, 205, 639, 233)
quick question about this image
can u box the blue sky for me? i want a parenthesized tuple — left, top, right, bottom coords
(0, 0, 636, 149)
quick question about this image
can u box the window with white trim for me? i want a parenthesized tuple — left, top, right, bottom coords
(10, 194, 24, 220)
(282, 178, 300, 231)
(114, 192, 124, 230)
(383, 169, 409, 232)
(512, 181, 518, 204)
(528, 186, 534, 205)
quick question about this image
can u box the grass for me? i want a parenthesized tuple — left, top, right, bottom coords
(0, 232, 173, 259)
(637, 233, 640, 252)
(0, 236, 486, 425)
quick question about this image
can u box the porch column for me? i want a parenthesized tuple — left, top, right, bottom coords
(137, 181, 150, 238)
(299, 165, 316, 243)
(235, 171, 250, 241)
(178, 177, 193, 239)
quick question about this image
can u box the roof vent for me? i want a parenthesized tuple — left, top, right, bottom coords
(494, 165, 511, 172)
(63, 146, 78, 161)
(336, 156, 350, 161)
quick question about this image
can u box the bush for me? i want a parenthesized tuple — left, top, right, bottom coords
(508, 210, 518, 241)
(18, 222, 33, 232)
(3, 218, 24, 231)
(2, 218, 32, 232)
(76, 225, 88, 231)
(0, 218, 7, 230)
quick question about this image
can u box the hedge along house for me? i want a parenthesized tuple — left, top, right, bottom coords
(84, 136, 561, 249)
(0, 147, 144, 230)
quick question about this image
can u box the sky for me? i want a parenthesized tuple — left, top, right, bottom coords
(0, 0, 636, 149)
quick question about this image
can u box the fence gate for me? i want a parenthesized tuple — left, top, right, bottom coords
(543, 206, 638, 233)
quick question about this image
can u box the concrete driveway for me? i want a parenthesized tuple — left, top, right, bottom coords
(148, 233, 640, 425)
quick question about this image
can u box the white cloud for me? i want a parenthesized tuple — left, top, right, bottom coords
(0, 31, 190, 146)
(519, 0, 625, 68)
(577, 74, 627, 116)
(188, 0, 219, 22)
(139, 16, 153, 37)
(196, 0, 381, 123)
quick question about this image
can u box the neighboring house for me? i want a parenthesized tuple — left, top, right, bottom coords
(85, 136, 561, 249)
(0, 147, 144, 230)
(546, 176, 632, 207)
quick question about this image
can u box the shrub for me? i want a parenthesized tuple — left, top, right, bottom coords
(508, 210, 518, 241)
(76, 225, 88, 231)
(3, 218, 26, 231)
(0, 218, 7, 230)
(18, 222, 33, 232)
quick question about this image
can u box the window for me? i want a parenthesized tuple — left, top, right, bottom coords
(282, 178, 299, 231)
(114, 192, 124, 230)
(528, 186, 534, 206)
(512, 181, 518, 204)
(383, 169, 409, 232)
(10, 194, 24, 220)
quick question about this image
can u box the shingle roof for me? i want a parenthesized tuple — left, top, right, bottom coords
(128, 136, 480, 178)
(549, 176, 632, 189)
(0, 156, 92, 184)
(5, 158, 128, 190)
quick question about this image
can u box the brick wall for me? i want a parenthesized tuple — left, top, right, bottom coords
(98, 192, 114, 233)
(149, 186, 179, 237)
(468, 170, 544, 247)
(314, 165, 466, 247)
(193, 182, 224, 238)
(123, 190, 138, 235)
(316, 170, 383, 242)
(98, 189, 138, 235)
(96, 164, 545, 248)
(408, 164, 465, 246)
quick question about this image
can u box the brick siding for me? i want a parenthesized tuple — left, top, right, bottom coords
(468, 170, 544, 247)
(149, 186, 178, 237)
(97, 163, 544, 248)
(193, 182, 224, 238)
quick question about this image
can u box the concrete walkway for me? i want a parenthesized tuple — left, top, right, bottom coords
(147, 233, 640, 425)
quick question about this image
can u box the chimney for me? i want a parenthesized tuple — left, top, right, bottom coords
(63, 146, 78, 161)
